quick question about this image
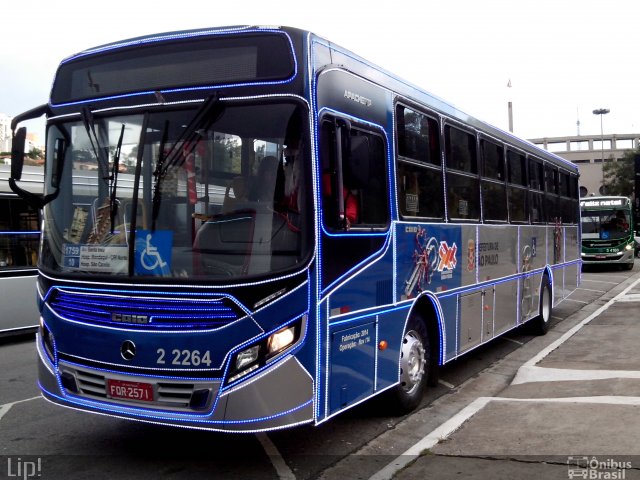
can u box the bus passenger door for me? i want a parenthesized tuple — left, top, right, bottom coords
(318, 115, 389, 291)
(318, 115, 391, 413)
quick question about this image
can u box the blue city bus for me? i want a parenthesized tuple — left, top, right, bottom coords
(10, 26, 580, 432)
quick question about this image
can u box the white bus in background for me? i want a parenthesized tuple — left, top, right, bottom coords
(0, 164, 42, 336)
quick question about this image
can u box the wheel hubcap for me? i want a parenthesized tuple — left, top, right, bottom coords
(400, 330, 426, 394)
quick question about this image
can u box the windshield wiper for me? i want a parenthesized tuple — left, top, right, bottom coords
(150, 94, 225, 231)
(109, 123, 125, 234)
(150, 120, 169, 231)
(128, 113, 149, 275)
(81, 107, 109, 180)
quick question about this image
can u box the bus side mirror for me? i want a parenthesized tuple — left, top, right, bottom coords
(51, 138, 67, 189)
(11, 127, 27, 181)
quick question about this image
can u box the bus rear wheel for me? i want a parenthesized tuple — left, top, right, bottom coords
(388, 317, 430, 414)
(532, 277, 552, 335)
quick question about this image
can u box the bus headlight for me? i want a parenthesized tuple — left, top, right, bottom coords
(227, 315, 305, 385)
(626, 243, 634, 251)
(235, 345, 260, 371)
(39, 317, 55, 362)
(267, 326, 296, 355)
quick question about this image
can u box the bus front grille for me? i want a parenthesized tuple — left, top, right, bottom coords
(48, 288, 245, 330)
(59, 362, 219, 412)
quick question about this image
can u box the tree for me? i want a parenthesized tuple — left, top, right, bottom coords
(602, 148, 637, 197)
(27, 147, 43, 160)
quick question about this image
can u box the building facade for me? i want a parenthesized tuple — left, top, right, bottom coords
(0, 113, 11, 153)
(529, 133, 640, 197)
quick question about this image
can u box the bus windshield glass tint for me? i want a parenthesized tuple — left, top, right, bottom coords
(41, 101, 310, 280)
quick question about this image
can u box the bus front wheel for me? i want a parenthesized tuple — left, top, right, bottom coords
(389, 316, 430, 414)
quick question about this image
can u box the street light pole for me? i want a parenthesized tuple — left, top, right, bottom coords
(593, 108, 610, 194)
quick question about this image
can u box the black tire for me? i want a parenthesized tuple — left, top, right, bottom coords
(388, 316, 430, 414)
(531, 277, 552, 335)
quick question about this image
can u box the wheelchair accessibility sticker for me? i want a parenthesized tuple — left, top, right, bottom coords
(135, 230, 173, 275)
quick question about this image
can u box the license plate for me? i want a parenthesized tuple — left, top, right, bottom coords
(107, 379, 154, 402)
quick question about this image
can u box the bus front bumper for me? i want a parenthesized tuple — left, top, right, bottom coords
(37, 333, 314, 432)
(581, 249, 635, 265)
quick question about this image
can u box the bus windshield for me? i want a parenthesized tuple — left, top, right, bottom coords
(40, 101, 311, 280)
(581, 208, 631, 240)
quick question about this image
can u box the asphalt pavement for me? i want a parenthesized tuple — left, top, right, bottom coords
(374, 269, 640, 479)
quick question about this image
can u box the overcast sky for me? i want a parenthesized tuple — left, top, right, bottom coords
(3, 0, 640, 142)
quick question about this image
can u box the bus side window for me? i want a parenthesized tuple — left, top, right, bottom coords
(0, 197, 40, 269)
(320, 119, 388, 230)
(445, 125, 479, 220)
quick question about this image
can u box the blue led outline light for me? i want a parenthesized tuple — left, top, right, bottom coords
(39, 389, 315, 434)
(328, 304, 409, 328)
(64, 26, 257, 61)
(36, 333, 55, 376)
(437, 266, 548, 300)
(420, 291, 447, 365)
(53, 359, 221, 420)
(58, 357, 222, 382)
(37, 316, 57, 372)
(52, 347, 220, 375)
(38, 316, 61, 375)
(44, 286, 249, 314)
(44, 297, 257, 373)
(44, 93, 315, 291)
(388, 100, 399, 221)
(49, 292, 238, 330)
(367, 297, 446, 404)
(328, 285, 447, 366)
(51, 324, 309, 421)
(221, 355, 314, 398)
(0, 231, 40, 235)
(39, 255, 309, 291)
(50, 293, 237, 311)
(38, 273, 310, 378)
(41, 381, 313, 427)
(320, 233, 392, 298)
(316, 67, 397, 224)
(308, 33, 325, 424)
(44, 301, 253, 374)
(475, 225, 480, 285)
(316, 106, 392, 239)
(442, 273, 549, 364)
(220, 313, 309, 391)
(392, 222, 398, 303)
(374, 316, 379, 391)
(43, 289, 258, 336)
(319, 384, 399, 426)
(51, 28, 298, 108)
(315, 104, 395, 312)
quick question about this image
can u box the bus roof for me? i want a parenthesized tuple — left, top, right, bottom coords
(54, 25, 576, 175)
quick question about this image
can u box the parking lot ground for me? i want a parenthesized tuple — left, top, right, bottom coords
(379, 269, 640, 480)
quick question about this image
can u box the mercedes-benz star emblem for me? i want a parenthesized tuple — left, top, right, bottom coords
(120, 340, 136, 361)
